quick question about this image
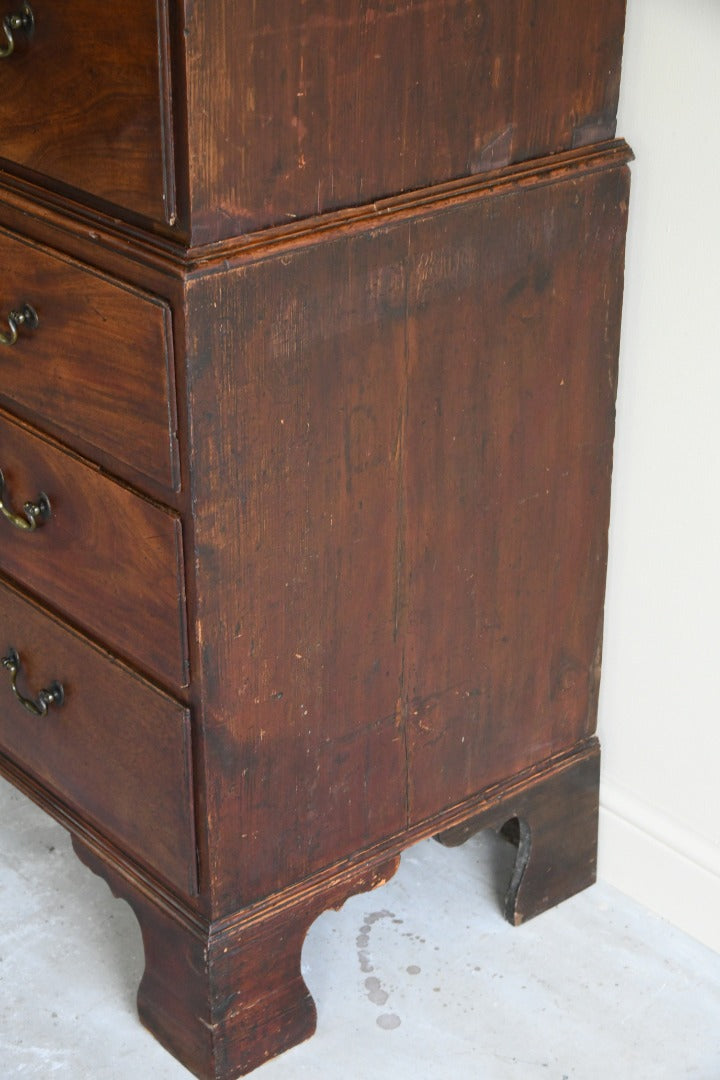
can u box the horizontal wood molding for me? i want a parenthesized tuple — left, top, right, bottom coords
(0, 141, 633, 276)
(2, 736, 598, 937)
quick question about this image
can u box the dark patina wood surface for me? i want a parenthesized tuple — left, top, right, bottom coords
(0, 579, 196, 894)
(180, 0, 627, 242)
(184, 150, 628, 914)
(0, 3, 630, 1077)
(0, 411, 188, 688)
(0, 1, 625, 241)
(0, 226, 179, 490)
(0, 0, 174, 223)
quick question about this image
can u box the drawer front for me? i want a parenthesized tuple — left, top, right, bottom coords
(0, 579, 196, 895)
(0, 227, 179, 490)
(0, 227, 179, 491)
(0, 0, 173, 223)
(0, 412, 188, 688)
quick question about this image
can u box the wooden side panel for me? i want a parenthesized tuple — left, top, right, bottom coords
(186, 232, 409, 907)
(404, 168, 629, 821)
(0, 0, 173, 223)
(185, 158, 628, 910)
(182, 0, 626, 242)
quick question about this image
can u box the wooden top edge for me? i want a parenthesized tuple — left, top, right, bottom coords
(0, 141, 633, 276)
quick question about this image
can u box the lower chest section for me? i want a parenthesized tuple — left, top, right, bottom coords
(187, 160, 628, 905)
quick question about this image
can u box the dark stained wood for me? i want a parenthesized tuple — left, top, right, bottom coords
(62, 739, 596, 1079)
(0, 4, 631, 1075)
(181, 0, 626, 242)
(0, 0, 174, 223)
(0, 578, 196, 894)
(0, 1, 627, 242)
(183, 152, 628, 914)
(0, 225, 179, 491)
(72, 832, 400, 1080)
(0, 411, 188, 688)
(435, 739, 601, 925)
(403, 165, 629, 821)
(185, 223, 411, 908)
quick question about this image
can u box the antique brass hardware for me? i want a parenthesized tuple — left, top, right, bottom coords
(0, 467, 51, 531)
(1, 648, 64, 717)
(0, 302, 39, 345)
(0, 2, 34, 58)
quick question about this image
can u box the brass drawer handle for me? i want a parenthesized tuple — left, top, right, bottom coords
(0, 467, 51, 531)
(0, 302, 39, 346)
(1, 648, 64, 717)
(0, 2, 34, 58)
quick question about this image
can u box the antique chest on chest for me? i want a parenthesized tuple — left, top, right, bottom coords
(0, 3, 630, 1076)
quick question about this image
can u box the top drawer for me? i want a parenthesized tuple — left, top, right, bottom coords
(0, 226, 178, 492)
(0, 0, 173, 223)
(0, 1, 627, 242)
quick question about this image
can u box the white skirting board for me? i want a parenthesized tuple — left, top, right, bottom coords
(599, 782, 720, 955)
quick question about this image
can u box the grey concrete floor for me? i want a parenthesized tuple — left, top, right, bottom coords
(1, 776, 719, 1079)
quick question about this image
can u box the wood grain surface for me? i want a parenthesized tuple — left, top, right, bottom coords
(0, 578, 196, 894)
(0, 0, 173, 223)
(0, 4, 632, 1073)
(181, 0, 626, 241)
(0, 226, 179, 490)
(184, 154, 629, 911)
(0, 411, 188, 688)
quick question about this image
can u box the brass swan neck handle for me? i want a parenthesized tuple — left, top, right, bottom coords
(0, 302, 38, 346)
(0, 3, 34, 59)
(1, 648, 64, 718)
(0, 467, 51, 532)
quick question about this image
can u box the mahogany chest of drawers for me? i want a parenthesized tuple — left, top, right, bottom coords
(0, 3, 630, 1076)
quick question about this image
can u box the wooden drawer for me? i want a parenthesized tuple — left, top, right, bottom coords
(0, 0, 173, 223)
(0, 412, 188, 688)
(0, 227, 179, 491)
(0, 578, 196, 895)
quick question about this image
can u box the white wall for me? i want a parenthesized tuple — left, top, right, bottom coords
(598, 0, 720, 952)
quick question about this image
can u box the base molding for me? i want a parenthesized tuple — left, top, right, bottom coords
(3, 739, 601, 1078)
(599, 782, 720, 954)
(71, 740, 599, 1079)
(72, 835, 401, 1080)
(435, 740, 600, 925)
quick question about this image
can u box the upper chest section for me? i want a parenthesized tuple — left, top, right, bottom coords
(0, 0, 627, 245)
